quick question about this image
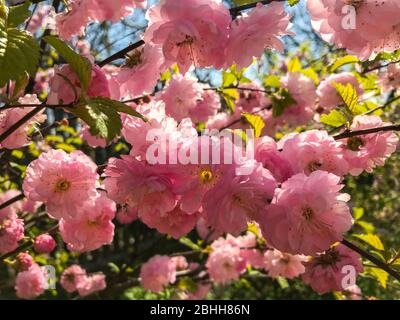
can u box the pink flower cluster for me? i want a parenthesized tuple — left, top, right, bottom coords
(60, 265, 106, 297)
(307, 0, 400, 60)
(56, 0, 147, 39)
(23, 150, 116, 253)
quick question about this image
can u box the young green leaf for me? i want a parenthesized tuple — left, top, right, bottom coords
(320, 110, 347, 127)
(242, 112, 265, 138)
(330, 55, 359, 72)
(353, 234, 385, 251)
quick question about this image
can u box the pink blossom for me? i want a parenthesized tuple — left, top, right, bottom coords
(48, 62, 111, 105)
(77, 273, 107, 297)
(0, 189, 22, 220)
(59, 193, 116, 253)
(15, 264, 48, 299)
(203, 160, 276, 235)
(341, 115, 399, 176)
(27, 5, 55, 33)
(140, 204, 199, 239)
(278, 72, 317, 126)
(346, 284, 362, 300)
(206, 237, 246, 283)
(116, 206, 138, 224)
(144, 0, 231, 73)
(302, 244, 363, 294)
(171, 256, 189, 270)
(255, 136, 293, 183)
(225, 2, 293, 69)
(20, 198, 42, 215)
(34, 234, 57, 254)
(263, 249, 306, 279)
(379, 63, 400, 93)
(15, 253, 34, 272)
(140, 255, 176, 292)
(86, 0, 146, 22)
(55, 0, 90, 40)
(157, 74, 203, 122)
(0, 95, 46, 149)
(81, 123, 108, 148)
(189, 86, 220, 123)
(240, 249, 265, 269)
(280, 130, 349, 177)
(118, 44, 165, 98)
(0, 217, 24, 254)
(185, 283, 211, 300)
(23, 149, 99, 220)
(60, 265, 87, 293)
(317, 73, 364, 112)
(235, 83, 270, 112)
(259, 171, 353, 255)
(196, 217, 222, 241)
(307, 0, 400, 60)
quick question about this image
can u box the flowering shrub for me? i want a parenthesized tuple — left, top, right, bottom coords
(1, 0, 400, 301)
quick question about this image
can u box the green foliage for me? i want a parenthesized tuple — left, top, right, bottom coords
(271, 88, 297, 117)
(330, 55, 359, 72)
(0, 1, 39, 87)
(44, 36, 92, 97)
(320, 110, 347, 127)
(242, 112, 265, 138)
(353, 234, 385, 251)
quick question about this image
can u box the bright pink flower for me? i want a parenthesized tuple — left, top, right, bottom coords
(225, 2, 292, 69)
(171, 256, 189, 270)
(278, 72, 317, 126)
(302, 244, 363, 294)
(240, 249, 265, 269)
(86, 0, 146, 22)
(206, 237, 246, 283)
(196, 217, 222, 241)
(157, 74, 203, 122)
(280, 130, 349, 176)
(77, 273, 107, 297)
(34, 234, 57, 254)
(189, 86, 220, 123)
(20, 198, 42, 215)
(118, 44, 165, 98)
(379, 63, 400, 93)
(235, 83, 270, 112)
(0, 189, 22, 220)
(27, 5, 55, 33)
(140, 204, 199, 239)
(263, 249, 306, 279)
(317, 73, 364, 112)
(346, 284, 362, 300)
(104, 156, 182, 222)
(259, 171, 353, 255)
(0, 95, 46, 149)
(0, 217, 24, 254)
(15, 253, 34, 272)
(59, 193, 116, 253)
(140, 255, 176, 292)
(60, 265, 87, 293)
(144, 0, 231, 73)
(15, 264, 48, 299)
(254, 136, 293, 183)
(48, 62, 111, 105)
(203, 160, 276, 235)
(307, 0, 400, 60)
(341, 115, 399, 176)
(185, 283, 211, 300)
(81, 123, 108, 148)
(23, 149, 99, 220)
(55, 0, 90, 40)
(116, 206, 138, 224)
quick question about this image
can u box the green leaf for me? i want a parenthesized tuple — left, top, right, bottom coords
(221, 88, 239, 112)
(353, 234, 385, 250)
(330, 55, 359, 72)
(177, 277, 198, 293)
(44, 36, 92, 95)
(288, 0, 300, 6)
(276, 277, 289, 289)
(288, 57, 302, 72)
(300, 68, 319, 85)
(356, 220, 375, 234)
(0, 18, 39, 87)
(68, 96, 146, 142)
(263, 75, 281, 88)
(179, 237, 201, 251)
(271, 89, 297, 117)
(8, 1, 31, 27)
(222, 71, 237, 88)
(353, 207, 364, 220)
(365, 267, 388, 288)
(334, 82, 359, 114)
(242, 112, 265, 138)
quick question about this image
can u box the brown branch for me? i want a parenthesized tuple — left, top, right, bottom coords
(0, 107, 45, 145)
(333, 124, 400, 140)
(341, 239, 400, 282)
(0, 193, 25, 211)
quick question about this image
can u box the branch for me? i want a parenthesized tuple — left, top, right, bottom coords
(333, 124, 400, 140)
(230, 0, 286, 17)
(0, 107, 45, 145)
(0, 193, 25, 211)
(341, 239, 400, 282)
